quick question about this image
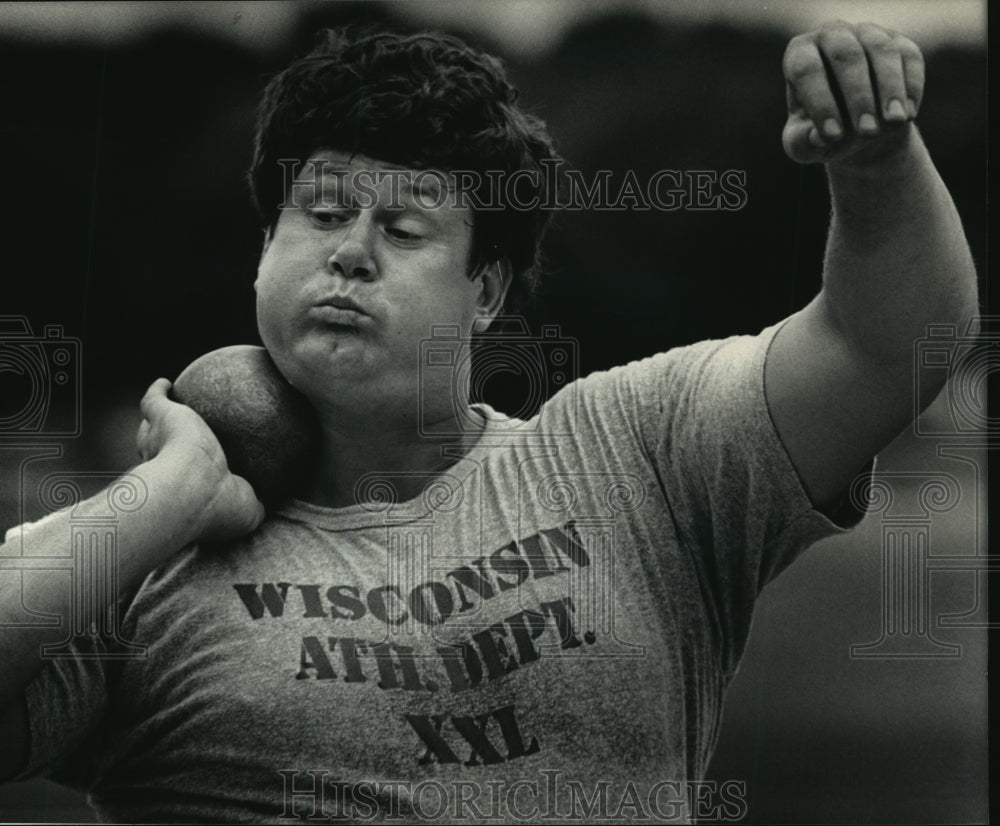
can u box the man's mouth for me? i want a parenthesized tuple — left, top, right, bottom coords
(312, 295, 370, 328)
(311, 306, 367, 329)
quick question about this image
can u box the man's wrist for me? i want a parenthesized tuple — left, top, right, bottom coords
(138, 450, 225, 547)
(826, 123, 921, 180)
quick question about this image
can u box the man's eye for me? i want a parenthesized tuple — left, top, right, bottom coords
(386, 226, 421, 242)
(308, 209, 347, 226)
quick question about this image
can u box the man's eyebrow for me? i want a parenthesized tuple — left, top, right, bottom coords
(338, 170, 455, 194)
(304, 169, 459, 214)
(396, 174, 461, 212)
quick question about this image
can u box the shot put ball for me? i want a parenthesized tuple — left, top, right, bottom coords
(171, 345, 320, 508)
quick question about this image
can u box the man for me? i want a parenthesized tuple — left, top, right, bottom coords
(0, 22, 978, 823)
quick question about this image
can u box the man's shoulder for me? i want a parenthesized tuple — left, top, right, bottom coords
(520, 324, 779, 438)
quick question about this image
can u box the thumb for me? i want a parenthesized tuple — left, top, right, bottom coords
(140, 378, 174, 421)
(782, 116, 825, 164)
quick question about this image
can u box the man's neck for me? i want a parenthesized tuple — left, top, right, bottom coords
(300, 406, 487, 508)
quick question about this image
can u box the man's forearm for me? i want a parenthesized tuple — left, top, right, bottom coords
(821, 124, 979, 371)
(0, 453, 207, 707)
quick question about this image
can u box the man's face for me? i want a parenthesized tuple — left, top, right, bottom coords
(255, 151, 495, 421)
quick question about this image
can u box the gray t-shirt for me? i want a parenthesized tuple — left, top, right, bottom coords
(12, 323, 864, 823)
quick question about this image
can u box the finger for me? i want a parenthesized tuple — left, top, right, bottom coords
(895, 34, 925, 117)
(784, 35, 845, 142)
(816, 24, 879, 136)
(139, 378, 173, 421)
(856, 23, 908, 123)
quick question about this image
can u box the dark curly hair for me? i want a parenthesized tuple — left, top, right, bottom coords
(248, 27, 562, 311)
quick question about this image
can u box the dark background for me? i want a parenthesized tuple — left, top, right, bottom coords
(0, 1, 988, 822)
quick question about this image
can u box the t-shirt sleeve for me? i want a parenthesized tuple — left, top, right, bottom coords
(570, 321, 871, 674)
(14, 638, 115, 788)
(656, 320, 868, 572)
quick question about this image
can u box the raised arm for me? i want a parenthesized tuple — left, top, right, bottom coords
(0, 379, 264, 781)
(764, 21, 979, 510)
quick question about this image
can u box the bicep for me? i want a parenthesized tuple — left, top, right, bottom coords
(765, 295, 917, 510)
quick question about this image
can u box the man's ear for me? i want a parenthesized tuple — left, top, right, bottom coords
(472, 259, 511, 334)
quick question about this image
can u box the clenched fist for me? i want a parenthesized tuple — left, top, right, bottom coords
(782, 21, 924, 166)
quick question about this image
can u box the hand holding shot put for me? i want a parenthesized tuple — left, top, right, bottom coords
(0, 18, 978, 823)
(136, 377, 266, 542)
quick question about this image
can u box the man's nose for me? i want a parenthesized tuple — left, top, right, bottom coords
(327, 215, 377, 281)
